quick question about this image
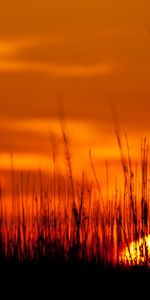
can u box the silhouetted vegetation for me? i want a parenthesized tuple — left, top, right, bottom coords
(0, 128, 150, 273)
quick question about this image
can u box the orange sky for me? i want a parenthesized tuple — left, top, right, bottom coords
(0, 0, 150, 185)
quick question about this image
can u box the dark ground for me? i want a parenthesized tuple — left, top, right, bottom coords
(0, 260, 149, 298)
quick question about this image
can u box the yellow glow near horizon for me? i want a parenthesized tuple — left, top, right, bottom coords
(120, 235, 150, 266)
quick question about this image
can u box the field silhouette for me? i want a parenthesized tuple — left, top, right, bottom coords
(0, 125, 149, 274)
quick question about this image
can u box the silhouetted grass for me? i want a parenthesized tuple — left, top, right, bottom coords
(0, 128, 149, 273)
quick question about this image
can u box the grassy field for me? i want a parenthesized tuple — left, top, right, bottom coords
(0, 127, 150, 273)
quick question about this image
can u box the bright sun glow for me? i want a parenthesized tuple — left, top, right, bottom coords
(120, 235, 150, 267)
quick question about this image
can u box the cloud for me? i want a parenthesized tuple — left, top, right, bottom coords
(0, 60, 114, 77)
(0, 37, 63, 58)
(0, 36, 115, 77)
(0, 38, 39, 58)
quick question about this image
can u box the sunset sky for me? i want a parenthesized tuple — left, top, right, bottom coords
(0, 0, 150, 184)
